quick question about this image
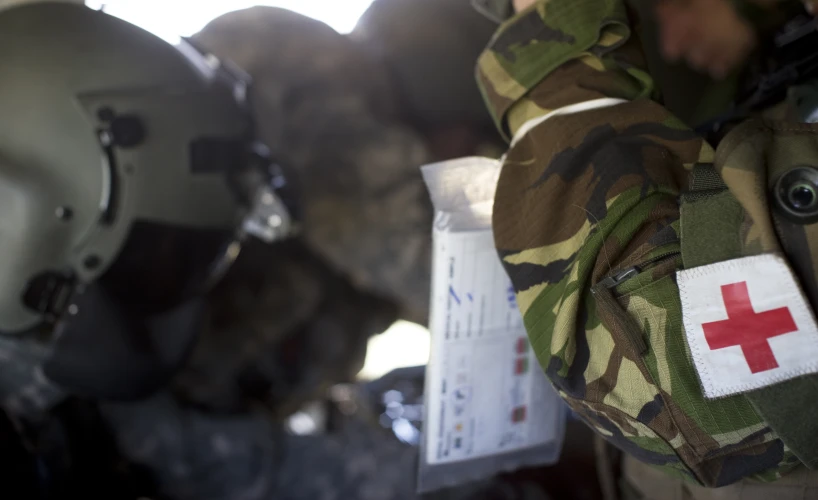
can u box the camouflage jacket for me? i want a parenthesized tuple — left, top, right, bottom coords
(476, 0, 812, 487)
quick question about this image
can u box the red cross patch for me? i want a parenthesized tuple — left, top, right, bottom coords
(678, 254, 818, 399)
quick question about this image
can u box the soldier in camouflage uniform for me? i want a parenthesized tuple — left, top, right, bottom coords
(475, 0, 818, 498)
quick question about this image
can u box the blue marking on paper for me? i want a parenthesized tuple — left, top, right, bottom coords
(507, 285, 517, 309)
(449, 286, 461, 305)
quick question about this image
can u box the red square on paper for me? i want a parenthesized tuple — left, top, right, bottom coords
(516, 337, 529, 354)
(512, 406, 527, 423)
(514, 357, 529, 375)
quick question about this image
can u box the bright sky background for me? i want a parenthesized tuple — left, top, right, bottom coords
(86, 0, 377, 43)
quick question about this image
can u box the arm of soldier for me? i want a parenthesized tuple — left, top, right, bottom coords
(477, 0, 711, 338)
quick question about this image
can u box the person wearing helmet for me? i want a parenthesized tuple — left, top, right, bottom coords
(0, 0, 296, 404)
(0, 3, 300, 495)
(0, 3, 426, 499)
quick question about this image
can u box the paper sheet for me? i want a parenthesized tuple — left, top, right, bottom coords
(424, 228, 562, 465)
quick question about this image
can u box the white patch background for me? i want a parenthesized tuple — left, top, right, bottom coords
(678, 254, 818, 399)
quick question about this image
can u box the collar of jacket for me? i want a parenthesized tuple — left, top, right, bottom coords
(471, 0, 514, 24)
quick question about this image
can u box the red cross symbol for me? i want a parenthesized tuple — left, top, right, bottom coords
(702, 281, 798, 373)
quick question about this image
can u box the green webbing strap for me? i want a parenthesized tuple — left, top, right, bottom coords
(688, 162, 727, 193)
(680, 163, 744, 268)
(748, 380, 818, 469)
(681, 162, 818, 470)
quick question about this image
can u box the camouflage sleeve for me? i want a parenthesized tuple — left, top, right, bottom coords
(477, 0, 711, 353)
(474, 0, 768, 484)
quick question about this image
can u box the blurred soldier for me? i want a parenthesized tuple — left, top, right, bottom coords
(0, 0, 299, 417)
(0, 2, 411, 498)
(137, 5, 529, 500)
(475, 0, 818, 499)
(184, 4, 584, 500)
(179, 0, 502, 415)
(351, 0, 502, 160)
(124, 5, 541, 500)
(192, 6, 435, 327)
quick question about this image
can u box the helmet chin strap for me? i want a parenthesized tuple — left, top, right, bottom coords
(42, 284, 205, 401)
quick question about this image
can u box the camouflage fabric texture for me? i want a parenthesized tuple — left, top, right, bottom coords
(623, 453, 818, 500)
(476, 0, 808, 487)
(193, 7, 434, 325)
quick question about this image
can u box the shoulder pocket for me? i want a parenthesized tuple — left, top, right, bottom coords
(592, 249, 681, 357)
(590, 245, 791, 487)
